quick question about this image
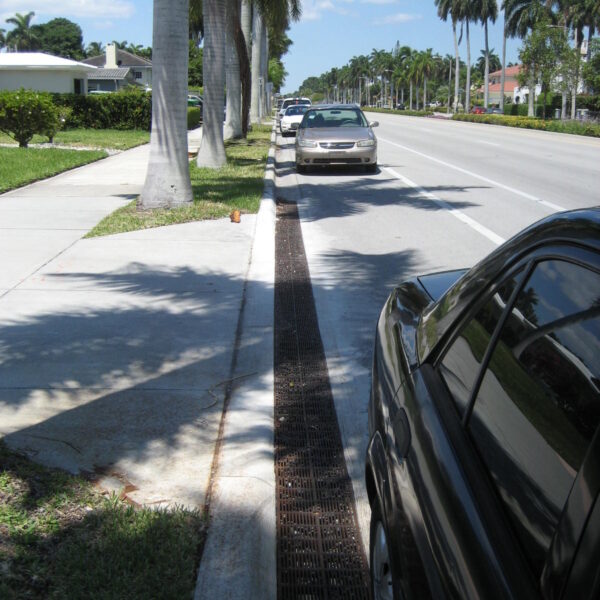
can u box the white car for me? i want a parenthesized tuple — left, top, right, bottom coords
(280, 104, 309, 136)
(278, 97, 311, 122)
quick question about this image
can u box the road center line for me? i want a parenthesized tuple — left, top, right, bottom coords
(382, 166, 506, 246)
(378, 136, 565, 212)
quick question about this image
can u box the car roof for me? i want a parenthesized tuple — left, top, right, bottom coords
(418, 207, 600, 361)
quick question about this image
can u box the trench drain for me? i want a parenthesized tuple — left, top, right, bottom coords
(274, 198, 370, 599)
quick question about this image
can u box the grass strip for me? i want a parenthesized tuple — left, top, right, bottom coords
(0, 147, 108, 193)
(0, 441, 206, 600)
(365, 107, 434, 118)
(0, 128, 150, 151)
(86, 125, 272, 238)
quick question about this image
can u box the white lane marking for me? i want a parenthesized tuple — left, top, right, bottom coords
(378, 136, 566, 212)
(478, 140, 500, 147)
(383, 166, 506, 246)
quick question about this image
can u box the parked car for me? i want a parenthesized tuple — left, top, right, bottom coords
(471, 105, 487, 114)
(295, 104, 378, 173)
(280, 104, 309, 136)
(188, 94, 202, 107)
(278, 97, 311, 122)
(366, 207, 600, 600)
(487, 106, 504, 115)
(395, 103, 406, 110)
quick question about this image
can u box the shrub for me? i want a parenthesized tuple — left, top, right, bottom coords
(53, 88, 152, 130)
(44, 106, 72, 142)
(187, 107, 202, 130)
(452, 112, 600, 137)
(366, 107, 434, 117)
(0, 88, 61, 147)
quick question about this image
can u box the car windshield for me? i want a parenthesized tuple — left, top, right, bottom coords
(300, 108, 368, 129)
(285, 106, 308, 117)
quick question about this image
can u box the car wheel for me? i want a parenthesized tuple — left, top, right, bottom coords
(371, 501, 395, 600)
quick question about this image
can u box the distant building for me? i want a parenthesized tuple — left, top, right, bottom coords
(478, 65, 541, 105)
(82, 43, 152, 92)
(0, 52, 96, 94)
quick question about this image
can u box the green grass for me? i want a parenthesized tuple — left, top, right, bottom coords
(0, 441, 206, 599)
(0, 147, 108, 193)
(0, 128, 150, 150)
(86, 125, 272, 238)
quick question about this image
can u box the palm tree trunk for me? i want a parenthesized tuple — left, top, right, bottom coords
(409, 80, 413, 110)
(424, 76, 427, 108)
(140, 0, 192, 209)
(528, 73, 535, 117)
(453, 22, 460, 112)
(484, 19, 490, 108)
(571, 29, 583, 120)
(465, 19, 471, 113)
(500, 12, 506, 112)
(197, 0, 227, 168)
(250, 7, 263, 123)
(224, 0, 242, 139)
(260, 24, 268, 117)
(232, 0, 250, 136)
(447, 59, 452, 114)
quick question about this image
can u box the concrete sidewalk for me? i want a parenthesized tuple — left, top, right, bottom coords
(0, 130, 277, 596)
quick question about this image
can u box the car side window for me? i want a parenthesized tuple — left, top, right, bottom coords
(467, 259, 600, 578)
(438, 270, 522, 417)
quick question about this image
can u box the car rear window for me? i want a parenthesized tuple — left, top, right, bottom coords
(302, 109, 368, 128)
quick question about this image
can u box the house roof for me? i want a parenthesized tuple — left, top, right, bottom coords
(489, 65, 521, 78)
(0, 52, 96, 71)
(82, 49, 152, 68)
(477, 81, 519, 94)
(88, 68, 131, 80)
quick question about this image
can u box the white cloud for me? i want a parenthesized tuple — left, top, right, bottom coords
(372, 12, 422, 25)
(362, 0, 397, 4)
(0, 0, 135, 20)
(301, 0, 354, 21)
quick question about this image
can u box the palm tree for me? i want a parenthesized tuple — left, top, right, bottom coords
(500, 1, 508, 112)
(419, 49, 437, 107)
(86, 41, 105, 57)
(197, 0, 227, 168)
(139, 0, 193, 209)
(224, 0, 243, 139)
(458, 0, 477, 113)
(5, 11, 39, 51)
(476, 48, 501, 75)
(504, 0, 549, 116)
(112, 40, 129, 50)
(435, 0, 462, 111)
(477, 0, 498, 108)
(127, 43, 145, 55)
(0, 28, 6, 51)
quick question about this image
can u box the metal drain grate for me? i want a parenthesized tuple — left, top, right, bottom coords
(274, 199, 370, 600)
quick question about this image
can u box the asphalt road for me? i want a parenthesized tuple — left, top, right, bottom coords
(274, 114, 600, 555)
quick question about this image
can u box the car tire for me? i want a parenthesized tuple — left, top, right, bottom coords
(370, 498, 432, 600)
(366, 163, 378, 173)
(370, 500, 396, 600)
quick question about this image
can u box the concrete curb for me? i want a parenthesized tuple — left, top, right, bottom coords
(193, 126, 277, 600)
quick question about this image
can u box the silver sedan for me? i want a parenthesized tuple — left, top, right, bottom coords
(295, 105, 378, 174)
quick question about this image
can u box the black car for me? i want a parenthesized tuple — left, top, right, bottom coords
(366, 208, 600, 600)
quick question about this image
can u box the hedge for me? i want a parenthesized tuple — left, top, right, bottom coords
(187, 107, 202, 130)
(452, 113, 600, 137)
(53, 89, 152, 130)
(365, 107, 434, 117)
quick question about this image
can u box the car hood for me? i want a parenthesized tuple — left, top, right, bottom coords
(299, 127, 374, 142)
(282, 115, 304, 123)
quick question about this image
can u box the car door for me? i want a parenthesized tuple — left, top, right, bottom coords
(431, 244, 600, 598)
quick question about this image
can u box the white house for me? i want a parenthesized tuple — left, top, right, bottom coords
(0, 53, 96, 94)
(82, 44, 152, 92)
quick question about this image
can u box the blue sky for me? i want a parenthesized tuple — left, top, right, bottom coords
(1, 0, 522, 93)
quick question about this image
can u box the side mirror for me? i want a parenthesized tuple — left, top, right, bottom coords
(369, 121, 379, 128)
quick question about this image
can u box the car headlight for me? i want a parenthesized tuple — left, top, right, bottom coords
(357, 139, 376, 147)
(298, 138, 317, 148)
